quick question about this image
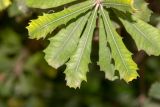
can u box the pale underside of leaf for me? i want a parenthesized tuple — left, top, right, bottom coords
(103, 0, 135, 12)
(115, 11, 160, 56)
(44, 12, 91, 69)
(64, 7, 97, 88)
(99, 17, 117, 80)
(26, 0, 77, 9)
(27, 1, 94, 39)
(101, 6, 139, 82)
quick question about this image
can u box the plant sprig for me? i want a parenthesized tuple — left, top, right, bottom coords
(27, 0, 160, 88)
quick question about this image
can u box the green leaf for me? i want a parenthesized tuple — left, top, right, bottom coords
(0, 0, 11, 11)
(103, 0, 135, 12)
(116, 11, 160, 56)
(133, 0, 152, 22)
(26, 1, 93, 39)
(64, 7, 97, 88)
(149, 82, 160, 100)
(143, 99, 160, 107)
(26, 0, 77, 9)
(100, 7, 139, 82)
(44, 12, 90, 69)
(0, 76, 15, 97)
(98, 17, 117, 80)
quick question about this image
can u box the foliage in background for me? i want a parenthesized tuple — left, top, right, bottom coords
(0, 0, 11, 11)
(0, 0, 160, 107)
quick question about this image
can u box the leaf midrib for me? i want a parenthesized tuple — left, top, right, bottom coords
(118, 12, 159, 50)
(74, 7, 97, 72)
(31, 4, 94, 35)
(101, 6, 129, 76)
(103, 3, 130, 7)
(132, 23, 160, 50)
(53, 16, 85, 61)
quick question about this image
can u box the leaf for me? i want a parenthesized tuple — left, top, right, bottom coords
(0, 0, 11, 11)
(103, 0, 135, 12)
(100, 7, 139, 82)
(25, 0, 77, 9)
(98, 17, 117, 80)
(64, 7, 97, 88)
(0, 76, 15, 97)
(44, 12, 90, 69)
(26, 1, 93, 39)
(133, 0, 152, 22)
(116, 11, 160, 56)
(143, 99, 160, 107)
(149, 82, 160, 100)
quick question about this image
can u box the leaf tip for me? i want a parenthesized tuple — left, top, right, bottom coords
(65, 78, 82, 89)
(125, 72, 139, 83)
(44, 54, 60, 69)
(64, 69, 88, 89)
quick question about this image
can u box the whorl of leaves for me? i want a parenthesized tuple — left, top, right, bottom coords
(26, 0, 160, 88)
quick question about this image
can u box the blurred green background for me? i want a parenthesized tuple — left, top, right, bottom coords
(0, 0, 160, 107)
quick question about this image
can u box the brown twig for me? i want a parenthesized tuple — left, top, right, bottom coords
(13, 48, 30, 77)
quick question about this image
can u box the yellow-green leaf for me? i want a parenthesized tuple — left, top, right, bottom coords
(64, 7, 97, 88)
(99, 17, 117, 80)
(101, 7, 139, 82)
(133, 0, 152, 22)
(26, 0, 77, 9)
(27, 1, 93, 39)
(115, 11, 160, 56)
(44, 12, 90, 69)
(103, 0, 135, 12)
